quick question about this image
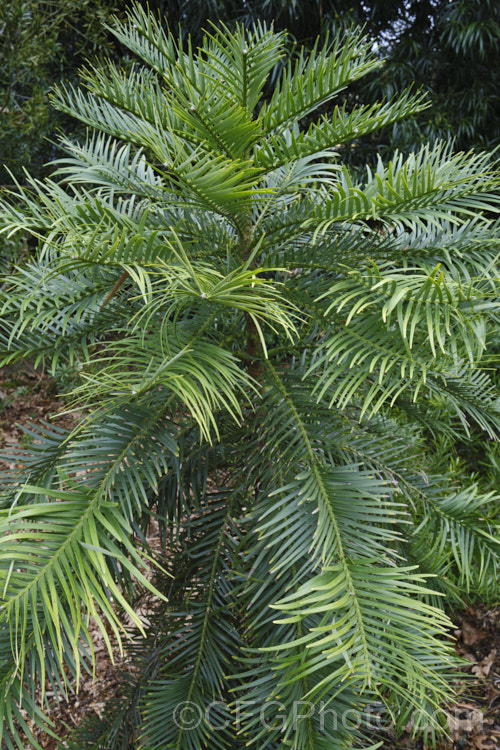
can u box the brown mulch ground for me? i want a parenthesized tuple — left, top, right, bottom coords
(0, 365, 68, 444)
(1, 367, 499, 750)
(382, 605, 500, 750)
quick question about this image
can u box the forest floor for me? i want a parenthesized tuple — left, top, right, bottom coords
(1, 366, 499, 750)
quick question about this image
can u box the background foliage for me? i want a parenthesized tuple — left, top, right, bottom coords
(0, 0, 122, 184)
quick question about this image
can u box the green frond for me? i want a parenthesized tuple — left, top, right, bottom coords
(319, 260, 492, 359)
(308, 285, 500, 434)
(0, 398, 184, 737)
(311, 144, 500, 234)
(70, 323, 252, 442)
(413, 484, 500, 596)
(236, 367, 456, 726)
(272, 563, 454, 713)
(0, 485, 163, 673)
(0, 262, 127, 368)
(61, 404, 179, 517)
(63, 641, 160, 750)
(53, 132, 165, 197)
(0, 606, 98, 749)
(107, 4, 184, 85)
(0, 421, 71, 500)
(203, 22, 285, 116)
(259, 30, 382, 136)
(140, 496, 242, 750)
(255, 89, 429, 173)
(426, 368, 500, 438)
(390, 218, 500, 279)
(50, 80, 157, 152)
(0, 664, 55, 750)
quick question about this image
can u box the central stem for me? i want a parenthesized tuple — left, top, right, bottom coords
(245, 311, 263, 378)
(241, 221, 263, 378)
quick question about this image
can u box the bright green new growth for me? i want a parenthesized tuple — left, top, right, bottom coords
(0, 5, 499, 748)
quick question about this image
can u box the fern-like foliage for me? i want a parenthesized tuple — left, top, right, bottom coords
(0, 5, 499, 748)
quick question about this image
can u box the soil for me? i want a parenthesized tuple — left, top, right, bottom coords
(1, 367, 499, 750)
(381, 605, 500, 749)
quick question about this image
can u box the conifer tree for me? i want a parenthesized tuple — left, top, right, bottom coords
(0, 6, 499, 747)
